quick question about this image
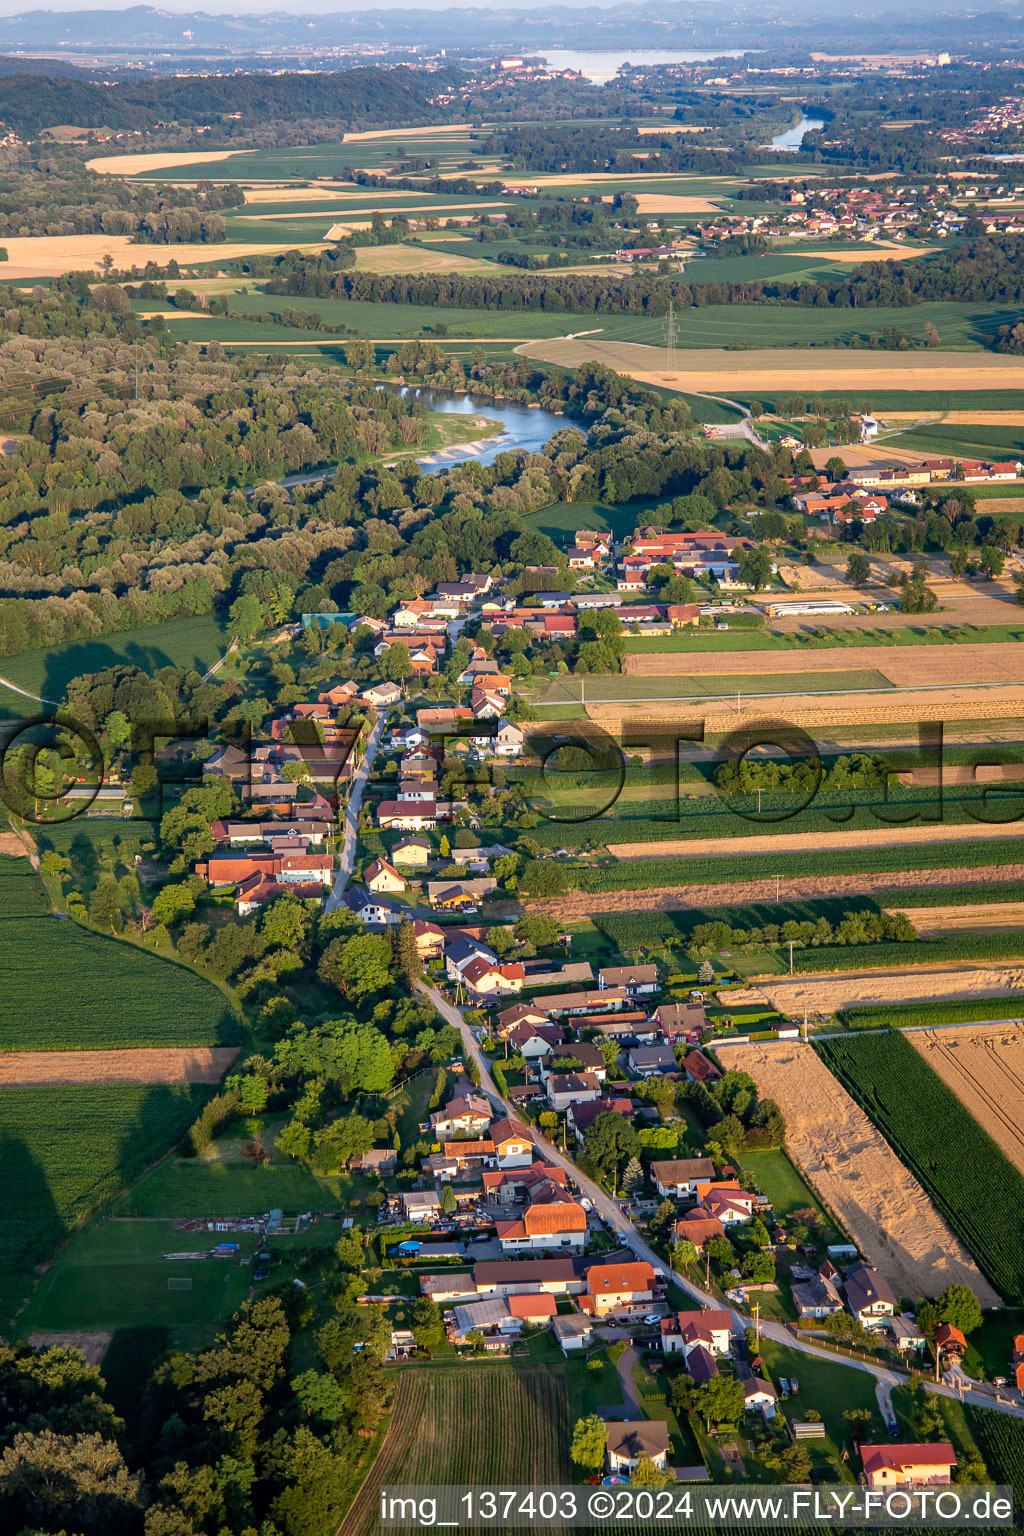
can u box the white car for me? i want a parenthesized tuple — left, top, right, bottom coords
(643, 1313, 662, 1325)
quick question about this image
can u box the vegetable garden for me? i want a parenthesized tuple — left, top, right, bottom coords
(816, 1032, 1024, 1302)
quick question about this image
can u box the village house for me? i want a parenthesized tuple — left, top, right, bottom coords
(362, 682, 403, 708)
(741, 1375, 778, 1418)
(495, 1001, 554, 1036)
(535, 1043, 607, 1082)
(860, 1445, 956, 1492)
(472, 1258, 583, 1298)
(402, 1190, 442, 1222)
(547, 1072, 602, 1111)
(377, 800, 438, 831)
(553, 1314, 595, 1353)
(507, 1021, 566, 1059)
(791, 1260, 845, 1320)
(605, 1422, 670, 1475)
(494, 1191, 588, 1253)
(627, 1044, 677, 1079)
(672, 1212, 726, 1248)
(580, 1260, 658, 1319)
(566, 1096, 634, 1141)
(683, 1050, 723, 1085)
(430, 1093, 492, 1137)
(696, 1181, 754, 1227)
(538, 987, 627, 1017)
(483, 1161, 568, 1205)
(411, 919, 445, 961)
(650, 1157, 717, 1200)
(392, 835, 432, 867)
(364, 857, 407, 893)
(844, 1261, 897, 1330)
(343, 886, 404, 928)
(597, 964, 660, 996)
(489, 1117, 535, 1167)
(660, 1309, 732, 1358)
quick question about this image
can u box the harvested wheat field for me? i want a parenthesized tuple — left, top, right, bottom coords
(632, 193, 729, 214)
(241, 183, 360, 202)
(517, 339, 1024, 394)
(586, 685, 1024, 734)
(86, 149, 254, 176)
(908, 1023, 1024, 1176)
(816, 244, 941, 263)
(0, 832, 27, 856)
(0, 1047, 239, 1087)
(27, 1332, 112, 1365)
(607, 820, 1024, 864)
(892, 903, 1024, 934)
(624, 641, 1024, 686)
(753, 961, 1024, 1016)
(0, 234, 324, 280)
(721, 1039, 1001, 1302)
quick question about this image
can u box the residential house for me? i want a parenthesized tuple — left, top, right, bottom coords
(460, 956, 525, 998)
(650, 1157, 716, 1200)
(351, 1148, 398, 1176)
(536, 1043, 607, 1082)
(672, 1212, 725, 1248)
(844, 1261, 897, 1330)
(580, 1261, 658, 1319)
(860, 1445, 956, 1491)
(508, 1021, 565, 1059)
(660, 1309, 732, 1358)
(696, 1181, 754, 1227)
(364, 857, 407, 893)
(741, 1375, 778, 1418)
(431, 1094, 492, 1137)
(508, 1293, 557, 1326)
(427, 878, 496, 907)
(652, 1001, 707, 1040)
(888, 1316, 926, 1354)
(792, 1262, 845, 1320)
(489, 1117, 535, 1167)
(538, 987, 627, 1018)
(683, 1050, 722, 1085)
(585, 1013, 657, 1042)
(494, 1194, 588, 1253)
(411, 919, 445, 961)
(495, 1001, 554, 1036)
(598, 964, 659, 996)
(377, 800, 438, 831)
(566, 1097, 634, 1141)
(547, 1072, 602, 1112)
(450, 1297, 520, 1344)
(362, 682, 403, 708)
(685, 1345, 719, 1386)
(418, 1273, 479, 1305)
(445, 936, 498, 981)
(606, 1423, 669, 1475)
(392, 835, 432, 867)
(627, 1044, 677, 1078)
(483, 1162, 567, 1205)
(472, 1258, 582, 1298)
(343, 886, 404, 928)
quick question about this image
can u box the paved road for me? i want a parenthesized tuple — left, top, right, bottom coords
(324, 709, 387, 913)
(417, 980, 1024, 1421)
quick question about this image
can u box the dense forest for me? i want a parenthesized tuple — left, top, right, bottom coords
(0, 65, 454, 134)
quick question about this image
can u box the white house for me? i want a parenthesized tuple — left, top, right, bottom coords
(660, 1309, 732, 1358)
(650, 1157, 716, 1199)
(546, 1072, 602, 1112)
(606, 1422, 669, 1474)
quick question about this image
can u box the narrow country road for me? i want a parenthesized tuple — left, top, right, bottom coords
(324, 709, 387, 912)
(417, 980, 1024, 1421)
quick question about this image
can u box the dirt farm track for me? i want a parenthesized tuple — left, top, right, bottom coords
(721, 1039, 1001, 1304)
(0, 1047, 239, 1086)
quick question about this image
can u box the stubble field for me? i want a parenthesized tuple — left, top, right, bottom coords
(907, 1024, 1024, 1176)
(0, 1048, 239, 1087)
(722, 1040, 1001, 1302)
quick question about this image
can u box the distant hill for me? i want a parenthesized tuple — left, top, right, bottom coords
(0, 63, 451, 134)
(0, 53, 88, 78)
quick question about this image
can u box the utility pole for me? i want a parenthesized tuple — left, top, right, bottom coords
(802, 1009, 808, 1041)
(665, 298, 678, 374)
(754, 1300, 761, 1343)
(775, 874, 780, 902)
(788, 940, 795, 975)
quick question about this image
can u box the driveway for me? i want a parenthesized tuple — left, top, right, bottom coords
(324, 708, 387, 912)
(614, 1344, 643, 1419)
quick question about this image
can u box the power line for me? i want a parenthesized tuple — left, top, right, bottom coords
(664, 298, 678, 373)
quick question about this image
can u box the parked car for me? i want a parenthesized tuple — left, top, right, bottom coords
(643, 1313, 662, 1325)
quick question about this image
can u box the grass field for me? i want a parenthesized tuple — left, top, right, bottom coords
(887, 420, 1024, 460)
(0, 1084, 205, 1321)
(0, 612, 230, 700)
(757, 1339, 883, 1448)
(16, 1217, 257, 1347)
(113, 1141, 355, 1218)
(339, 1365, 571, 1536)
(816, 1031, 1024, 1303)
(732, 1148, 840, 1233)
(522, 500, 641, 543)
(1, 911, 238, 1052)
(537, 669, 893, 704)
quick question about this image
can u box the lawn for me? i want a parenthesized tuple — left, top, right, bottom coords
(733, 1148, 839, 1235)
(756, 1339, 883, 1448)
(536, 669, 894, 704)
(0, 612, 231, 701)
(522, 500, 640, 544)
(564, 1346, 624, 1418)
(16, 1217, 258, 1350)
(0, 1084, 206, 1322)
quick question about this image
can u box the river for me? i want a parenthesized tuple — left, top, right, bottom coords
(536, 48, 746, 83)
(771, 113, 826, 151)
(404, 387, 565, 469)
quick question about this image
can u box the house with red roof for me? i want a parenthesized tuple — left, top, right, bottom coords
(860, 1444, 955, 1491)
